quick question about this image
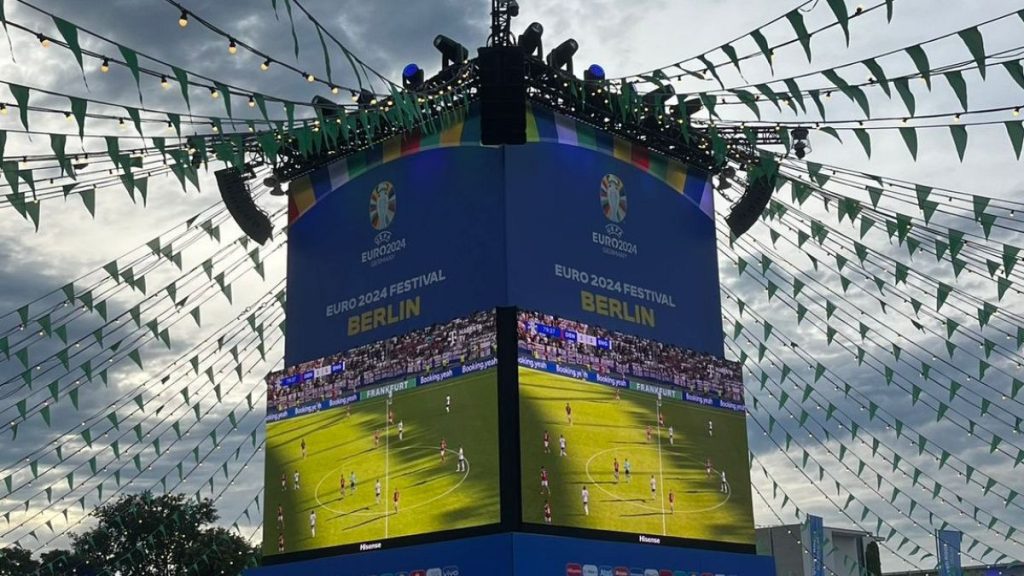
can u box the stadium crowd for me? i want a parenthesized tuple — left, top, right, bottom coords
(268, 310, 496, 412)
(517, 310, 744, 404)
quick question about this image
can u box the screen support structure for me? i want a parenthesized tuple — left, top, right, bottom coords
(488, 0, 518, 47)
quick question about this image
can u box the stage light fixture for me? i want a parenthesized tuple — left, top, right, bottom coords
(356, 89, 376, 107)
(791, 127, 811, 159)
(264, 175, 288, 196)
(506, 0, 520, 17)
(403, 63, 425, 90)
(642, 84, 676, 108)
(518, 22, 543, 58)
(312, 95, 344, 122)
(546, 38, 578, 74)
(434, 35, 469, 69)
(673, 98, 703, 120)
(584, 64, 605, 82)
(716, 166, 736, 191)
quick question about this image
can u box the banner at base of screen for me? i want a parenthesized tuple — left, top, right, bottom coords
(935, 529, 962, 576)
(805, 515, 824, 576)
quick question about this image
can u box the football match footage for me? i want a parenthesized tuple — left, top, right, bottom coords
(518, 311, 754, 545)
(263, 311, 501, 555)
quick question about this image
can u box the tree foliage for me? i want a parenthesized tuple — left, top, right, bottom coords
(26, 492, 260, 576)
(0, 545, 38, 576)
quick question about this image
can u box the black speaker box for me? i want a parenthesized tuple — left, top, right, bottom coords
(725, 175, 775, 238)
(478, 46, 526, 145)
(216, 168, 273, 245)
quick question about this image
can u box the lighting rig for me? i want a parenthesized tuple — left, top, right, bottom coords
(219, 0, 797, 242)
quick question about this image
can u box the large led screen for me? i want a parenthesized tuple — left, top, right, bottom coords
(264, 310, 501, 557)
(285, 145, 505, 365)
(517, 310, 754, 547)
(505, 141, 723, 357)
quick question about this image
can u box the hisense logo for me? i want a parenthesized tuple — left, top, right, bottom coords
(363, 181, 406, 267)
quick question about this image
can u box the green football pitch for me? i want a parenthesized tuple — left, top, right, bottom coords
(518, 367, 755, 545)
(263, 369, 500, 555)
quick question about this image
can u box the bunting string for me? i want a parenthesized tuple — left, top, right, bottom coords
(717, 238, 1024, 512)
(0, 230, 283, 423)
(719, 228, 1024, 459)
(0, 282, 283, 486)
(0, 199, 264, 378)
(3, 293, 283, 548)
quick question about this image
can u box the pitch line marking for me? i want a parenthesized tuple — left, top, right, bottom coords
(384, 399, 390, 539)
(584, 446, 731, 514)
(313, 446, 471, 517)
(656, 402, 666, 535)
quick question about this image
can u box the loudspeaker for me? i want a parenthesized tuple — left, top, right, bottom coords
(725, 172, 777, 239)
(216, 168, 273, 245)
(478, 46, 526, 145)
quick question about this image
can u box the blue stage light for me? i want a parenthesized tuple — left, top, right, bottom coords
(403, 63, 425, 90)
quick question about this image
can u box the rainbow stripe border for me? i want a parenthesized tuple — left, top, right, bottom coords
(288, 103, 714, 226)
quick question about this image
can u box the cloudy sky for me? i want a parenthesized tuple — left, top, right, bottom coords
(1, 0, 1023, 572)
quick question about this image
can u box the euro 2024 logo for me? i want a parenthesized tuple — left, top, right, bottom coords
(369, 181, 396, 233)
(362, 181, 406, 266)
(594, 174, 637, 258)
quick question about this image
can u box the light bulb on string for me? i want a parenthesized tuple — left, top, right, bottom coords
(178, 10, 189, 27)
(1014, 107, 1021, 117)
(161, 75, 170, 89)
(305, 72, 315, 83)
(330, 85, 339, 95)
(64, 111, 72, 122)
(210, 87, 220, 99)
(260, 58, 271, 71)
(0, 103, 7, 115)
(118, 118, 126, 129)
(100, 57, 110, 73)
(248, 95, 256, 108)
(228, 39, 237, 55)
(211, 123, 219, 133)
(953, 114, 961, 123)
(37, 34, 50, 48)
